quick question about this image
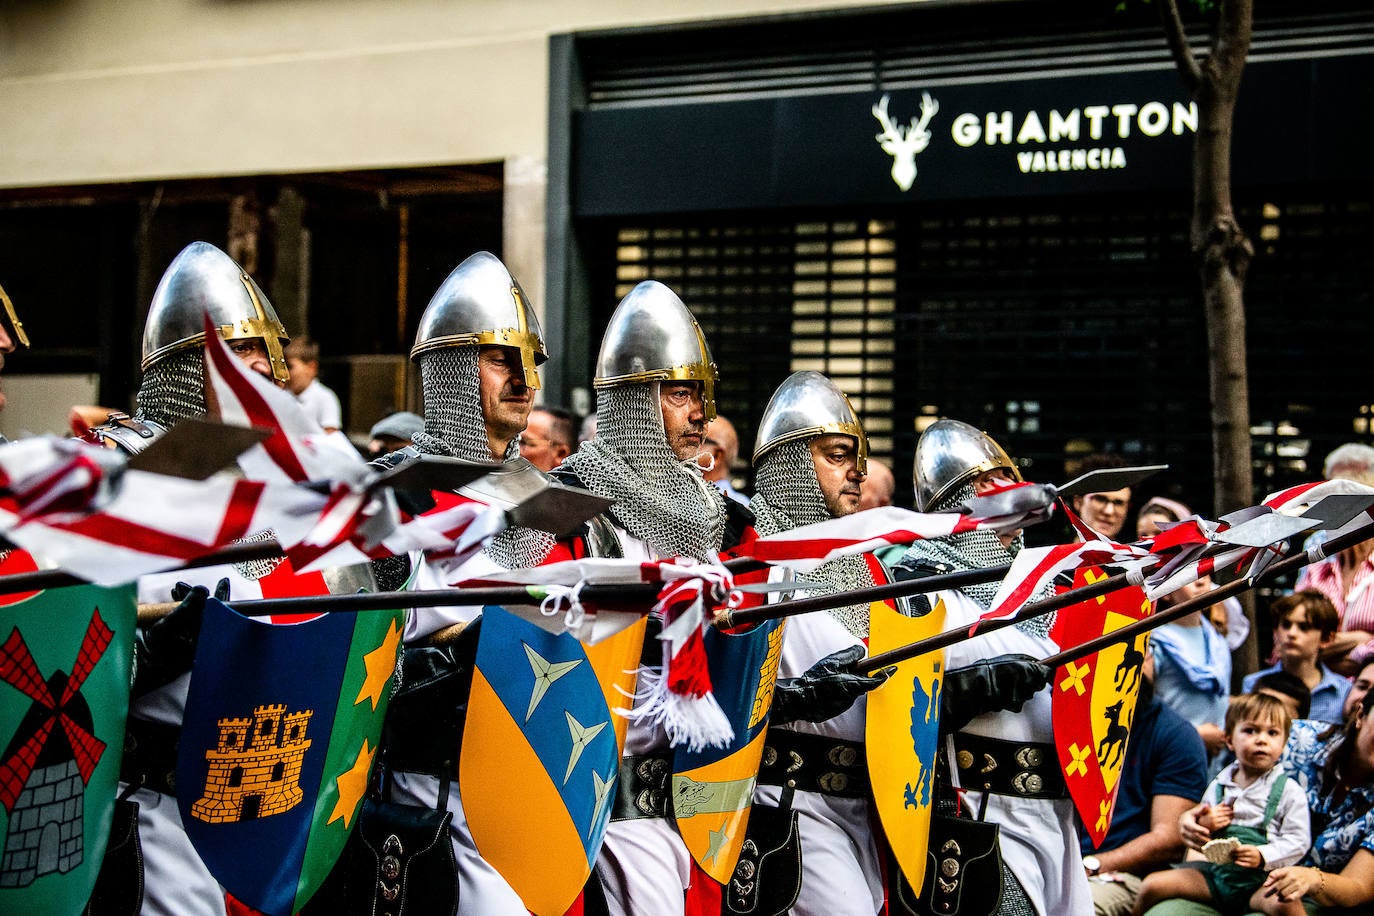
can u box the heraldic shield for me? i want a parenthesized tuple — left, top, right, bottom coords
(867, 598, 946, 894)
(460, 606, 622, 916)
(0, 555, 135, 915)
(1049, 567, 1153, 849)
(672, 617, 785, 883)
(176, 596, 403, 916)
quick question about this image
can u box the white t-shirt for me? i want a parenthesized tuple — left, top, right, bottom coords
(295, 378, 342, 430)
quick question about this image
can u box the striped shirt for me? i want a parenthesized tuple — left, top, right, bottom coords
(1295, 554, 1374, 665)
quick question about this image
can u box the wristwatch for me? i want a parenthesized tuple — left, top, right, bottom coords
(1083, 855, 1102, 877)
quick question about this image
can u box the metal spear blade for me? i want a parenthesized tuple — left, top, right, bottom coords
(127, 418, 271, 480)
(1055, 465, 1167, 500)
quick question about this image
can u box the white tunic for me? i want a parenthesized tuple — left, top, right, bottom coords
(936, 588, 1093, 916)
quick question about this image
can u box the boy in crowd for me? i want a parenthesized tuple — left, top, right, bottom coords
(1242, 592, 1350, 724)
(1250, 671, 1312, 723)
(1133, 693, 1310, 916)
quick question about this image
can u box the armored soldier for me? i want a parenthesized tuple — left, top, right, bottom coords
(88, 241, 289, 454)
(546, 281, 752, 916)
(897, 420, 1077, 916)
(745, 370, 894, 916)
(381, 251, 561, 915)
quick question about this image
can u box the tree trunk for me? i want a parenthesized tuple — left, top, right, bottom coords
(1159, 0, 1258, 677)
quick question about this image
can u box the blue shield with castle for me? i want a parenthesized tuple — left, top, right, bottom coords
(177, 596, 402, 916)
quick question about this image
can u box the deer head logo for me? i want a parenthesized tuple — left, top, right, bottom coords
(872, 92, 939, 192)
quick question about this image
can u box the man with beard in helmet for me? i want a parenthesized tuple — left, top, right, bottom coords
(896, 419, 1079, 916)
(377, 250, 567, 916)
(100, 242, 375, 916)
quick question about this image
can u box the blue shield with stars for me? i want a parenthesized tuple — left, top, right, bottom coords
(460, 606, 619, 916)
(176, 597, 404, 916)
(671, 617, 785, 882)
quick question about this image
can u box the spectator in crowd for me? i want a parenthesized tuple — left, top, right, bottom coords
(519, 405, 574, 471)
(700, 413, 748, 505)
(1072, 452, 1132, 540)
(1137, 493, 1250, 651)
(1345, 660, 1374, 722)
(578, 411, 597, 444)
(1251, 671, 1313, 723)
(1136, 693, 1310, 916)
(1295, 443, 1374, 675)
(859, 456, 895, 509)
(1156, 689, 1374, 916)
(1082, 650, 1209, 916)
(1242, 592, 1350, 725)
(284, 336, 342, 433)
(1151, 575, 1232, 762)
(367, 410, 423, 458)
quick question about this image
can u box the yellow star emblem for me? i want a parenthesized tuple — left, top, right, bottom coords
(355, 619, 403, 711)
(327, 739, 376, 829)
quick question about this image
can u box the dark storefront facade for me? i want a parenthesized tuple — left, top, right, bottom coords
(546, 0, 1374, 511)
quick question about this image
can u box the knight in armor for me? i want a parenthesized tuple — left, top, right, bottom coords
(743, 370, 896, 916)
(379, 251, 562, 915)
(88, 241, 289, 455)
(542, 281, 754, 916)
(105, 242, 376, 916)
(895, 419, 1081, 916)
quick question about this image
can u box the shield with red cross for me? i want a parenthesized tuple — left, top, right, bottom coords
(1049, 566, 1153, 849)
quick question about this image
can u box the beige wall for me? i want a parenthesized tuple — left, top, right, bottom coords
(0, 0, 914, 187)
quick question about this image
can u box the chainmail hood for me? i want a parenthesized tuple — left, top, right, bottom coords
(751, 438, 876, 637)
(413, 345, 517, 462)
(900, 481, 1053, 637)
(134, 349, 207, 428)
(560, 381, 725, 561)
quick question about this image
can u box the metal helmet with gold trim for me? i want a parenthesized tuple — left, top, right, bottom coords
(754, 370, 867, 473)
(410, 251, 546, 389)
(141, 242, 290, 384)
(914, 418, 1021, 511)
(593, 281, 718, 421)
(0, 281, 30, 349)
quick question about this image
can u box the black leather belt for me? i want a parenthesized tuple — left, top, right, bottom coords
(612, 753, 672, 821)
(382, 646, 471, 777)
(756, 729, 869, 799)
(121, 717, 181, 798)
(950, 733, 1066, 799)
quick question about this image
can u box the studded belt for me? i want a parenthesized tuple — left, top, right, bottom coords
(611, 753, 672, 821)
(756, 729, 869, 800)
(949, 732, 1066, 799)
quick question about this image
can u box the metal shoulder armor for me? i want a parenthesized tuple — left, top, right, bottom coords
(88, 413, 168, 456)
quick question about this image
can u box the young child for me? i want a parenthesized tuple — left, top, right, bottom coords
(1241, 591, 1350, 724)
(1133, 693, 1310, 916)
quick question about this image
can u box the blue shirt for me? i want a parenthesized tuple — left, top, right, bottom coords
(1242, 663, 1351, 725)
(1081, 696, 1209, 856)
(1282, 718, 1374, 870)
(1151, 620, 1231, 731)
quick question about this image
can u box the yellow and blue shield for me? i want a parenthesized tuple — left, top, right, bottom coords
(867, 598, 946, 893)
(1049, 567, 1153, 848)
(460, 606, 624, 916)
(671, 618, 785, 882)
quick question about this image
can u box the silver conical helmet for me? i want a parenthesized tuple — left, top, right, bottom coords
(914, 418, 1021, 510)
(593, 281, 718, 421)
(410, 251, 547, 390)
(754, 370, 867, 472)
(141, 242, 290, 383)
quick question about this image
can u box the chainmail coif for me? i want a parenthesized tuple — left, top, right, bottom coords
(751, 439, 876, 638)
(411, 344, 552, 569)
(413, 346, 517, 462)
(559, 381, 725, 562)
(900, 481, 1055, 637)
(134, 350, 206, 428)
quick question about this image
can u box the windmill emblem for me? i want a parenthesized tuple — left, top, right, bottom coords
(0, 610, 113, 888)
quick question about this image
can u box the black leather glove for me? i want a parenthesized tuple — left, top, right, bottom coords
(939, 653, 1052, 735)
(132, 577, 229, 698)
(770, 645, 895, 726)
